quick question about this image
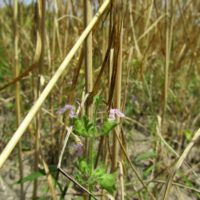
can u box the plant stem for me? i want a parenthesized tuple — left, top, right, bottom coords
(162, 0, 173, 125)
(84, 0, 93, 168)
(14, 0, 24, 199)
(112, 2, 123, 171)
(84, 1, 94, 199)
(32, 1, 45, 199)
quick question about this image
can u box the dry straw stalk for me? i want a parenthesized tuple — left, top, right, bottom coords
(0, 0, 110, 168)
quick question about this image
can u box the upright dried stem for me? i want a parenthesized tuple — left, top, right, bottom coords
(112, 1, 123, 172)
(84, 0, 94, 197)
(32, 0, 45, 199)
(162, 0, 173, 124)
(84, 0, 93, 118)
(14, 0, 24, 199)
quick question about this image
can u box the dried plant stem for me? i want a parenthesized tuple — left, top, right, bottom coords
(84, 1, 93, 125)
(14, 0, 24, 199)
(128, 1, 142, 62)
(112, 12, 123, 171)
(114, 130, 156, 200)
(109, 48, 114, 87)
(58, 167, 98, 200)
(162, 1, 173, 124)
(0, 0, 110, 169)
(57, 126, 73, 169)
(151, 179, 200, 194)
(156, 116, 198, 177)
(63, 1, 70, 55)
(53, 0, 63, 58)
(118, 161, 125, 200)
(42, 159, 57, 200)
(32, 1, 45, 199)
(84, 1, 94, 197)
(54, 2, 67, 159)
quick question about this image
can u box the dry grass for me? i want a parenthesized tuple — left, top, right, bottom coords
(0, 0, 199, 199)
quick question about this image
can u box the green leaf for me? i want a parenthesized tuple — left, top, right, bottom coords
(93, 95, 101, 106)
(143, 165, 154, 178)
(92, 166, 116, 193)
(183, 130, 193, 141)
(78, 160, 90, 174)
(88, 167, 105, 186)
(97, 173, 116, 194)
(73, 116, 97, 138)
(102, 120, 118, 136)
(15, 171, 45, 184)
(15, 165, 57, 184)
(135, 150, 157, 162)
(92, 167, 105, 178)
(74, 118, 88, 137)
(182, 174, 194, 187)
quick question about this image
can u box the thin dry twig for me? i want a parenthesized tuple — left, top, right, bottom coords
(57, 167, 98, 200)
(152, 179, 200, 194)
(156, 116, 198, 177)
(114, 130, 156, 200)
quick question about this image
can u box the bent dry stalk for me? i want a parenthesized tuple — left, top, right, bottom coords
(0, 0, 111, 168)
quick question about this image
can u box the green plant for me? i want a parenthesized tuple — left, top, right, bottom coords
(56, 94, 124, 196)
(75, 159, 116, 194)
(70, 97, 123, 194)
(73, 115, 118, 138)
(54, 93, 123, 197)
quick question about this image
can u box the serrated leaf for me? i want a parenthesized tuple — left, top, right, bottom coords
(102, 120, 118, 136)
(74, 118, 88, 137)
(74, 116, 97, 138)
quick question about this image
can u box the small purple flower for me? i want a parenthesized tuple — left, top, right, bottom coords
(57, 104, 76, 118)
(109, 108, 125, 120)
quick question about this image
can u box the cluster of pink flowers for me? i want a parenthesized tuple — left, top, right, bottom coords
(108, 108, 125, 120)
(57, 104, 125, 121)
